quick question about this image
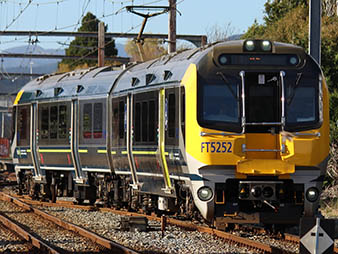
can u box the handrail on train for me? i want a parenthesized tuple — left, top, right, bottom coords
(239, 71, 246, 134)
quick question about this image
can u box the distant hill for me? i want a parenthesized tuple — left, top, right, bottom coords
(0, 45, 63, 74)
(0, 43, 129, 95)
(227, 34, 243, 41)
(0, 43, 129, 75)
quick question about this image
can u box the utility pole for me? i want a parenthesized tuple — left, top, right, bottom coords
(309, 0, 321, 65)
(98, 22, 105, 67)
(168, 0, 177, 54)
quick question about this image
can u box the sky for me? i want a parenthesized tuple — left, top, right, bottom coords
(0, 0, 267, 53)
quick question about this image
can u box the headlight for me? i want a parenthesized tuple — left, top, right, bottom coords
(197, 186, 213, 201)
(306, 187, 319, 202)
(244, 40, 255, 51)
(261, 40, 272, 51)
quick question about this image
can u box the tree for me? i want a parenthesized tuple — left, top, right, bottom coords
(124, 38, 166, 62)
(205, 22, 236, 43)
(59, 12, 118, 71)
(322, 0, 338, 16)
(263, 0, 307, 25)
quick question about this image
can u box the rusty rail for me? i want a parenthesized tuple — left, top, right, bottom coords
(0, 212, 60, 254)
(7, 192, 338, 254)
(98, 208, 281, 253)
(0, 192, 139, 254)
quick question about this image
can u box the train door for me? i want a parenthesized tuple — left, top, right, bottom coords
(15, 105, 33, 165)
(111, 96, 133, 179)
(70, 99, 86, 184)
(132, 91, 164, 194)
(243, 72, 281, 159)
(165, 88, 184, 178)
(30, 103, 44, 182)
(0, 109, 12, 159)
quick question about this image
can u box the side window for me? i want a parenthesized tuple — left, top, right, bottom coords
(38, 103, 69, 143)
(135, 102, 141, 142)
(142, 101, 148, 142)
(83, 103, 92, 139)
(134, 92, 157, 144)
(17, 106, 30, 146)
(149, 100, 155, 142)
(168, 93, 176, 138)
(41, 106, 49, 139)
(112, 98, 126, 146)
(58, 105, 67, 139)
(50, 106, 58, 139)
(81, 101, 105, 143)
(119, 101, 125, 139)
(93, 103, 103, 139)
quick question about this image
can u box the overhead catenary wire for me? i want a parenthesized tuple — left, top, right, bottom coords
(3, 0, 33, 31)
(0, 0, 182, 80)
(54, 0, 92, 54)
(1, 0, 172, 46)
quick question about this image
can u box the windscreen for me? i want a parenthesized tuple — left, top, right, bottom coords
(198, 73, 241, 132)
(285, 75, 319, 130)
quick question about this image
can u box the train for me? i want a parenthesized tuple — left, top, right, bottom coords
(0, 106, 13, 170)
(11, 39, 329, 228)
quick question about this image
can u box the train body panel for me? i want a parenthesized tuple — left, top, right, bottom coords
(12, 40, 329, 227)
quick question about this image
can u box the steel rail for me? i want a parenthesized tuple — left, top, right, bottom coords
(0, 192, 139, 254)
(0, 212, 60, 254)
(3, 194, 280, 253)
(7, 193, 338, 254)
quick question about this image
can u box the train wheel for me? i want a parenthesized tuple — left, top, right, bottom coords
(89, 198, 96, 206)
(76, 198, 84, 205)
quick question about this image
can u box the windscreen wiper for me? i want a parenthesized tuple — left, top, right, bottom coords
(286, 72, 303, 105)
(216, 72, 238, 100)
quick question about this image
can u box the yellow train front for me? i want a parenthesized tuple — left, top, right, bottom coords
(183, 40, 329, 227)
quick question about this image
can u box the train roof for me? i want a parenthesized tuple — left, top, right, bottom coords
(14, 45, 208, 104)
(14, 40, 306, 104)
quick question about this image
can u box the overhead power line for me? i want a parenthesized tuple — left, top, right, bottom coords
(0, 52, 130, 63)
(0, 30, 207, 47)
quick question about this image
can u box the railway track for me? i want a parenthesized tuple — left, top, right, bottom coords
(1, 185, 337, 254)
(0, 192, 139, 254)
(0, 191, 299, 254)
(0, 220, 38, 253)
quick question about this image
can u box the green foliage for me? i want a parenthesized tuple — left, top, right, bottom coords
(59, 12, 117, 69)
(321, 16, 338, 92)
(263, 0, 307, 25)
(242, 20, 266, 40)
(329, 90, 338, 143)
